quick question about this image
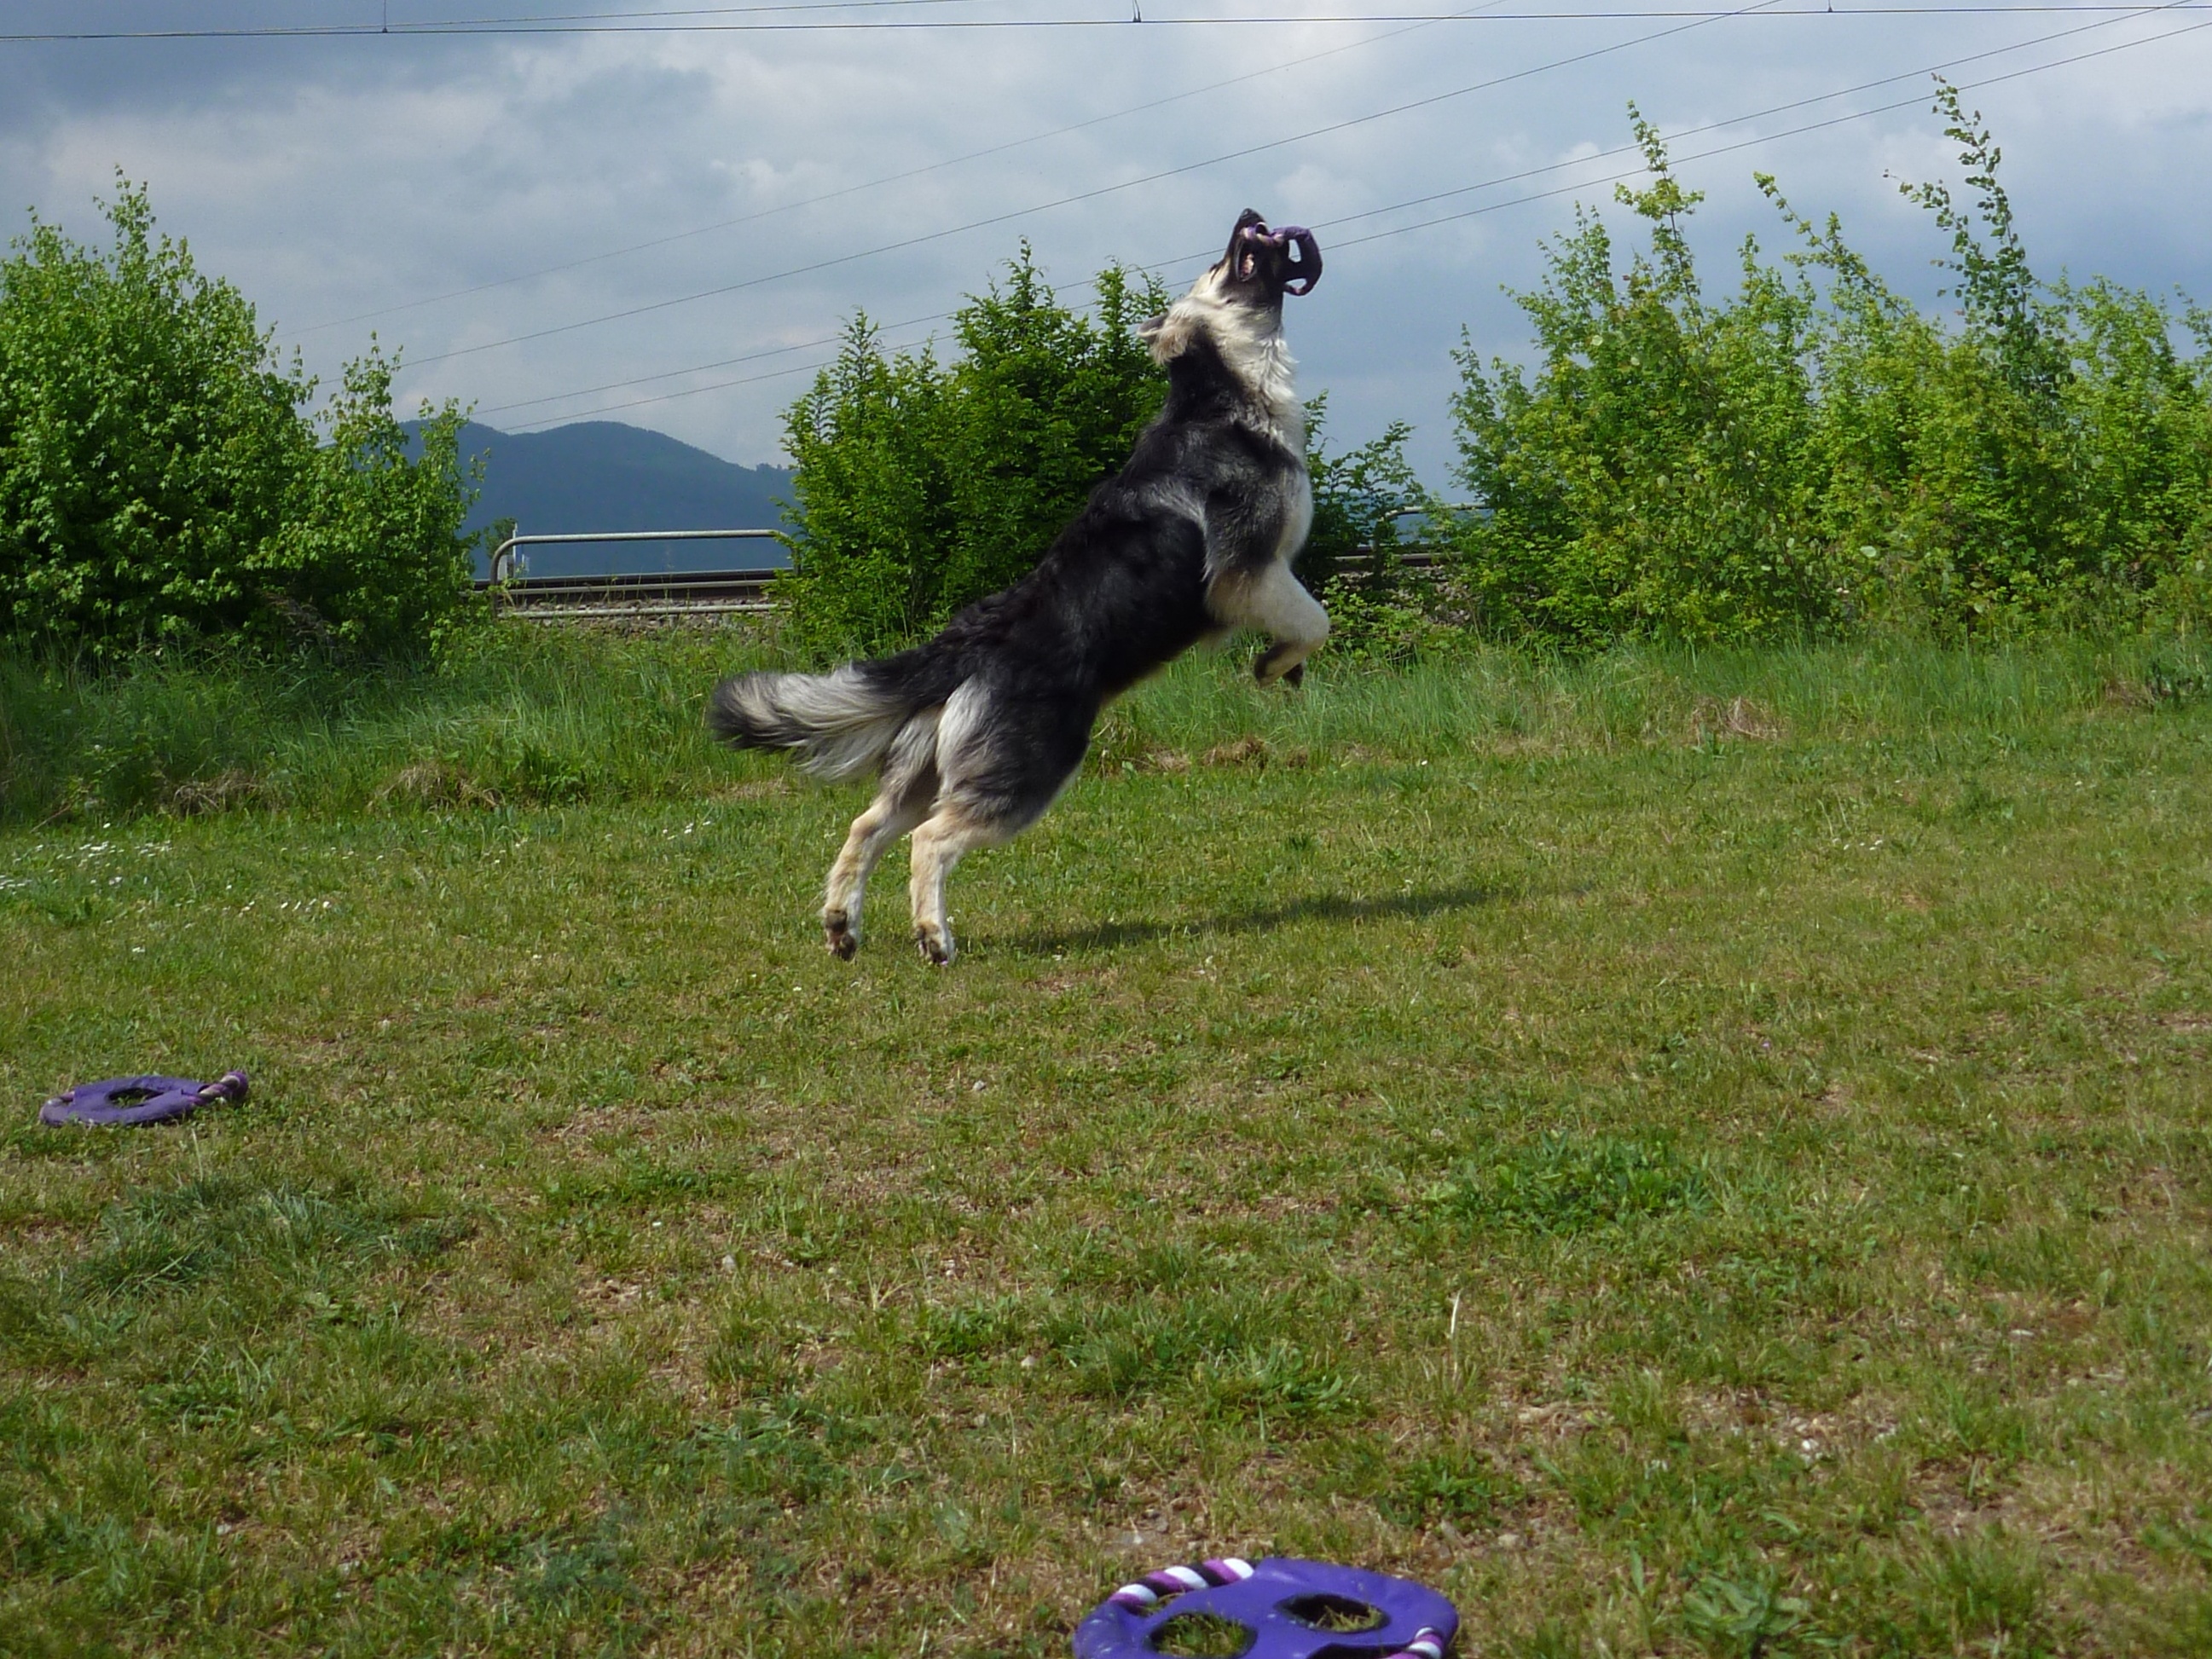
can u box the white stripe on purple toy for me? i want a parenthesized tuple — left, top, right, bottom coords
(1109, 1556, 1254, 1616)
(1386, 1627, 1447, 1659)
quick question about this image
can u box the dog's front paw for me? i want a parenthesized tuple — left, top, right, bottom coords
(1254, 643, 1307, 686)
(823, 908, 860, 960)
(914, 925, 956, 967)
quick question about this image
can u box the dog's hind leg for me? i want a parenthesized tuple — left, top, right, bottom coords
(906, 683, 1091, 966)
(821, 710, 941, 958)
(822, 785, 931, 958)
(906, 802, 1014, 967)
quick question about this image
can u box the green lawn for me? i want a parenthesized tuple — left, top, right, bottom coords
(3, 641, 2211, 1656)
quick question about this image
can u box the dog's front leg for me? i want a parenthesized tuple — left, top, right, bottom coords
(1230, 563, 1330, 685)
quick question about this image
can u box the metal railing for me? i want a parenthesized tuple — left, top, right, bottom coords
(476, 513, 1482, 620)
(480, 529, 785, 620)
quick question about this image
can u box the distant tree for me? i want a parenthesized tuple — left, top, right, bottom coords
(0, 177, 479, 659)
(779, 251, 1168, 656)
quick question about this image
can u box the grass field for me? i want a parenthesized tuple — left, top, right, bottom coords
(4, 634, 2212, 1656)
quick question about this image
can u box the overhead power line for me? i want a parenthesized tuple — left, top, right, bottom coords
(1319, 11, 2212, 248)
(403, 0, 1803, 367)
(475, 0, 2161, 416)
(405, 0, 2198, 372)
(7, 3, 2210, 38)
(475, 315, 952, 415)
(473, 0, 2156, 418)
(494, 7, 2211, 429)
(297, 0, 1519, 335)
(497, 339, 925, 428)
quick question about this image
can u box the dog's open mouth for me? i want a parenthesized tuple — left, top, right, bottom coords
(1227, 211, 1322, 297)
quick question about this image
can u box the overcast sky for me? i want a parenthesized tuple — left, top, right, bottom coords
(5, 0, 2209, 482)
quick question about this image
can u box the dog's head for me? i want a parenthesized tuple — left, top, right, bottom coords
(1138, 208, 1322, 369)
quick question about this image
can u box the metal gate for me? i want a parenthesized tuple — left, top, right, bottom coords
(481, 529, 785, 620)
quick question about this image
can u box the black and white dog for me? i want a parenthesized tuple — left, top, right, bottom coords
(709, 209, 1327, 963)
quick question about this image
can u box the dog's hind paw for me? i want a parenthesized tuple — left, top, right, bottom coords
(823, 910, 860, 960)
(914, 925, 956, 967)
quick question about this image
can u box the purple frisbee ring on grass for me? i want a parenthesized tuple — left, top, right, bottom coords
(1074, 1555, 1454, 1659)
(39, 1070, 249, 1128)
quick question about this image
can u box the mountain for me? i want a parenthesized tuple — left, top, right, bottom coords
(415, 420, 795, 577)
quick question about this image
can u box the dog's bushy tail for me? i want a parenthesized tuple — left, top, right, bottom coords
(708, 660, 937, 782)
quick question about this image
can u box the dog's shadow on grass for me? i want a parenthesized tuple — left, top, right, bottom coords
(995, 882, 1508, 957)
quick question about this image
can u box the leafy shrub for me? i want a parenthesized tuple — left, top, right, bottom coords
(262, 350, 481, 657)
(1448, 89, 2212, 642)
(1451, 113, 1831, 645)
(778, 251, 1168, 656)
(0, 179, 478, 659)
(1299, 396, 1426, 591)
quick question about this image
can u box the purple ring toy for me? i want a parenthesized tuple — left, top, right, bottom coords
(1270, 226, 1323, 297)
(39, 1070, 249, 1128)
(1231, 221, 1324, 297)
(1074, 1556, 1455, 1659)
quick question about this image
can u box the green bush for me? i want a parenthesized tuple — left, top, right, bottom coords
(778, 251, 1170, 657)
(0, 179, 479, 660)
(1448, 88, 2212, 643)
(264, 350, 480, 656)
(1451, 114, 1831, 645)
(1299, 396, 1426, 591)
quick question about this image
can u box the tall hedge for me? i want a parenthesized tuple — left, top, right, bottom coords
(0, 181, 478, 659)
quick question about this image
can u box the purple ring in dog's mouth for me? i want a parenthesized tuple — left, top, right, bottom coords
(1273, 225, 1322, 295)
(1232, 221, 1323, 294)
